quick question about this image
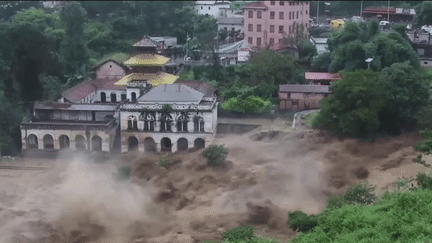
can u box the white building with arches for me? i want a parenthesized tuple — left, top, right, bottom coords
(20, 102, 119, 152)
(120, 84, 218, 153)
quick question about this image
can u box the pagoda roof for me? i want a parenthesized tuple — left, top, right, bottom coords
(114, 72, 178, 86)
(124, 54, 170, 66)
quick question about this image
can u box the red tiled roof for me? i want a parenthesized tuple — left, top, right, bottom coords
(92, 59, 130, 73)
(305, 72, 340, 80)
(174, 80, 217, 97)
(244, 2, 267, 9)
(61, 77, 125, 103)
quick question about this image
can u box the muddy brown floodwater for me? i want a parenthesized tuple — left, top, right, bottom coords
(0, 118, 429, 243)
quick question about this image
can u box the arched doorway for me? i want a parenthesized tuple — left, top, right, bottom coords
(161, 137, 172, 152)
(101, 92, 106, 102)
(91, 135, 102, 151)
(177, 138, 188, 151)
(111, 93, 117, 103)
(27, 134, 38, 149)
(194, 138, 205, 149)
(128, 136, 139, 152)
(59, 135, 70, 149)
(75, 135, 86, 150)
(43, 134, 54, 149)
(144, 137, 156, 152)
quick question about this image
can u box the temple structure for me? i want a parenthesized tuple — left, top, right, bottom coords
(20, 36, 218, 154)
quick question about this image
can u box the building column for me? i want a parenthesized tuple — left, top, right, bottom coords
(156, 142, 161, 152)
(70, 140, 76, 150)
(53, 139, 60, 150)
(171, 121, 178, 132)
(102, 139, 109, 152)
(38, 139, 44, 149)
(121, 137, 128, 153)
(172, 141, 178, 153)
(138, 142, 144, 152)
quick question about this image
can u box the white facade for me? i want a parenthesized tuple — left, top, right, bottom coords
(194, 1, 232, 17)
(421, 58, 432, 68)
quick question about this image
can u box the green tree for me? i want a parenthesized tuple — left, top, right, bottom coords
(249, 50, 297, 86)
(202, 144, 228, 166)
(312, 70, 387, 139)
(0, 91, 23, 155)
(379, 62, 430, 134)
(416, 1, 432, 27)
(311, 52, 331, 72)
(60, 2, 90, 76)
(288, 211, 319, 233)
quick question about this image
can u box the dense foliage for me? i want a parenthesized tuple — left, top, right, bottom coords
(0, 1, 218, 155)
(313, 63, 431, 138)
(202, 144, 228, 166)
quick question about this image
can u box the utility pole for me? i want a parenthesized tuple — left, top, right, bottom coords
(317, 0, 319, 25)
(360, 1, 363, 18)
(387, 0, 390, 21)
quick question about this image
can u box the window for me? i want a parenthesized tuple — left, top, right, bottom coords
(306, 10, 308, 14)
(177, 121, 188, 132)
(131, 92, 136, 101)
(305, 23, 307, 28)
(194, 120, 204, 132)
(306, 2, 308, 5)
(160, 121, 171, 132)
(289, 25, 291, 33)
(257, 37, 262, 46)
(269, 38, 274, 45)
(289, 12, 291, 19)
(279, 25, 284, 33)
(280, 1, 284, 5)
(257, 24, 262, 32)
(248, 24, 253, 32)
(270, 25, 275, 33)
(201, 6, 203, 10)
(270, 1, 275, 5)
(224, 27, 227, 31)
(270, 11, 275, 19)
(301, 11, 303, 15)
(279, 11, 284, 19)
(425, 62, 429, 65)
(296, 11, 299, 19)
(144, 121, 155, 131)
(257, 11, 262, 19)
(121, 93, 126, 101)
(208, 6, 210, 10)
(232, 27, 235, 31)
(100, 92, 106, 103)
(248, 10, 253, 18)
(248, 37, 253, 44)
(297, 2, 299, 5)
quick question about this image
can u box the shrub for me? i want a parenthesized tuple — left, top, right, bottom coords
(222, 225, 256, 243)
(159, 153, 171, 169)
(343, 181, 377, 205)
(288, 211, 319, 233)
(116, 166, 131, 180)
(202, 144, 228, 166)
(414, 140, 432, 153)
(416, 172, 432, 190)
(326, 194, 346, 209)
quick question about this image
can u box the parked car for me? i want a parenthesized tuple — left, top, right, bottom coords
(379, 21, 390, 27)
(421, 25, 432, 34)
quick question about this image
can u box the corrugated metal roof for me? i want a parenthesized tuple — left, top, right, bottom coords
(34, 102, 118, 111)
(133, 36, 159, 47)
(175, 80, 217, 97)
(124, 54, 170, 66)
(305, 72, 340, 80)
(217, 17, 243, 25)
(114, 72, 178, 86)
(137, 84, 204, 103)
(279, 84, 331, 93)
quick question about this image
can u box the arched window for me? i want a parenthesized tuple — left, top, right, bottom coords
(142, 112, 155, 131)
(131, 92, 137, 101)
(127, 115, 138, 130)
(101, 92, 106, 103)
(177, 112, 189, 132)
(193, 116, 204, 132)
(160, 113, 172, 132)
(121, 93, 127, 101)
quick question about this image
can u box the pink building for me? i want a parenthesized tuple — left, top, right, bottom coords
(244, 1, 310, 51)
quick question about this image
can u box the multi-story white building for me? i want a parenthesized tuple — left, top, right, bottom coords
(20, 36, 218, 154)
(119, 84, 218, 153)
(194, 0, 232, 17)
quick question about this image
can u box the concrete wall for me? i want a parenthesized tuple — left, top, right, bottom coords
(96, 61, 127, 79)
(121, 131, 214, 153)
(21, 128, 112, 152)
